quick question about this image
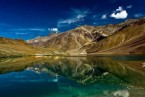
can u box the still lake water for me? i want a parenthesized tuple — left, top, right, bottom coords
(0, 56, 145, 97)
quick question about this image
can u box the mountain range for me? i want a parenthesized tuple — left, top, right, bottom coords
(1, 17, 145, 57)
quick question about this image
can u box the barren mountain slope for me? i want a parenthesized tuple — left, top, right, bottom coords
(27, 22, 129, 55)
(0, 37, 43, 57)
(1, 18, 145, 57)
(86, 18, 145, 54)
(27, 33, 59, 46)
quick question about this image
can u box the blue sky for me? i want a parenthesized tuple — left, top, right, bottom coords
(0, 0, 145, 40)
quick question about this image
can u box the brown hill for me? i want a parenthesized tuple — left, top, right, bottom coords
(86, 18, 145, 54)
(0, 37, 43, 57)
(26, 33, 59, 46)
(27, 18, 145, 55)
(1, 17, 145, 57)
(27, 22, 129, 55)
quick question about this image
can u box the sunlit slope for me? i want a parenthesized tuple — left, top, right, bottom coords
(27, 24, 125, 54)
(27, 17, 145, 55)
(87, 18, 145, 54)
(1, 18, 145, 56)
(0, 37, 43, 57)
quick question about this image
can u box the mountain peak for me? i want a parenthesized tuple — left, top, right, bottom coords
(1, 17, 145, 57)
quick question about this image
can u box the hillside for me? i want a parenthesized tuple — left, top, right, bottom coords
(0, 37, 43, 57)
(27, 17, 145, 55)
(1, 17, 145, 57)
(27, 33, 59, 46)
(0, 37, 68, 57)
(86, 18, 145, 54)
(27, 21, 130, 55)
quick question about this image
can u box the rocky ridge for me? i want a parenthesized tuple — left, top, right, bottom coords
(26, 18, 145, 55)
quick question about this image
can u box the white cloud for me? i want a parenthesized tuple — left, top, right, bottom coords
(101, 14, 107, 19)
(48, 28, 58, 32)
(13, 28, 46, 32)
(116, 6, 123, 11)
(110, 6, 128, 19)
(57, 9, 89, 28)
(126, 5, 132, 9)
(134, 13, 143, 18)
(58, 18, 79, 24)
(76, 14, 86, 19)
(28, 28, 46, 32)
(110, 10, 128, 19)
(16, 32, 28, 35)
(72, 8, 89, 18)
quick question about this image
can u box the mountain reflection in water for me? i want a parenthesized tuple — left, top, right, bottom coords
(0, 56, 145, 97)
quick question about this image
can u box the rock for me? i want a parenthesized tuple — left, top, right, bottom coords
(142, 63, 145, 68)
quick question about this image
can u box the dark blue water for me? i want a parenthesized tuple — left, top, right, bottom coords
(0, 56, 145, 97)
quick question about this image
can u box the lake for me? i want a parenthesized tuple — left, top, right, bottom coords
(0, 55, 145, 97)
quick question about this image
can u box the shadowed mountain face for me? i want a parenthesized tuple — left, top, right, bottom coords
(26, 17, 145, 55)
